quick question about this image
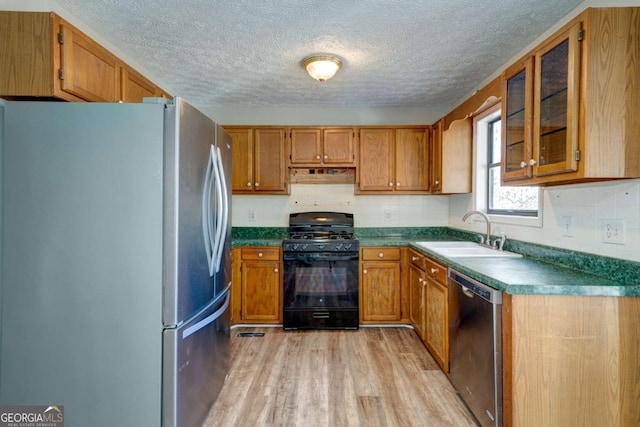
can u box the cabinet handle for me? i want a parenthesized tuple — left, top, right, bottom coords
(418, 277, 423, 283)
(246, 182, 252, 187)
(396, 182, 400, 187)
(255, 182, 260, 187)
(520, 159, 537, 168)
(412, 256, 418, 261)
(363, 269, 368, 274)
(316, 155, 321, 160)
(274, 268, 278, 273)
(378, 252, 384, 258)
(430, 268, 438, 274)
(520, 161, 527, 168)
(258, 252, 263, 257)
(528, 159, 537, 166)
(434, 180, 440, 185)
(324, 155, 328, 159)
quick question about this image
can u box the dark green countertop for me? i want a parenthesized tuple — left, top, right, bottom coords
(232, 227, 640, 297)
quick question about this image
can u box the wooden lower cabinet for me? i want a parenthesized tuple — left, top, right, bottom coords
(503, 294, 640, 427)
(408, 248, 449, 373)
(360, 247, 402, 323)
(231, 247, 282, 324)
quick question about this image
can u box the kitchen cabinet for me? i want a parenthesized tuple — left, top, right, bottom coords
(0, 11, 169, 102)
(409, 249, 449, 372)
(437, 117, 472, 194)
(501, 7, 640, 185)
(430, 120, 443, 193)
(225, 127, 288, 194)
(289, 127, 356, 167)
(231, 247, 282, 324)
(360, 247, 402, 323)
(409, 249, 427, 340)
(503, 294, 640, 426)
(423, 256, 448, 373)
(357, 127, 430, 194)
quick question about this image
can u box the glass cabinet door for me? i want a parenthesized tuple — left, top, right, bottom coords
(533, 22, 581, 177)
(502, 57, 533, 181)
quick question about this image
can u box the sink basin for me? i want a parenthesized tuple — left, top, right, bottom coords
(415, 241, 523, 258)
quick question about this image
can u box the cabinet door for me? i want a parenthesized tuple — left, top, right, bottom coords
(254, 128, 287, 193)
(361, 261, 401, 322)
(441, 118, 472, 193)
(59, 20, 118, 102)
(409, 264, 426, 340)
(425, 278, 448, 372)
(323, 128, 355, 165)
(119, 66, 156, 103)
(241, 260, 281, 322)
(290, 128, 322, 165)
(227, 128, 254, 193)
(395, 128, 430, 191)
(532, 22, 581, 177)
(502, 56, 534, 181)
(358, 128, 395, 192)
(430, 120, 443, 193)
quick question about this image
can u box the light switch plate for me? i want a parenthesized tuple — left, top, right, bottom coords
(561, 216, 573, 237)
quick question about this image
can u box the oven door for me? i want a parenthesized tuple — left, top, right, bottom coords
(283, 252, 359, 310)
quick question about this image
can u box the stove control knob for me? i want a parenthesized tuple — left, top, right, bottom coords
(344, 243, 352, 250)
(302, 244, 308, 250)
(318, 244, 325, 250)
(336, 243, 343, 250)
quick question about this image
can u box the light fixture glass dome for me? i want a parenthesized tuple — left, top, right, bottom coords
(302, 55, 343, 82)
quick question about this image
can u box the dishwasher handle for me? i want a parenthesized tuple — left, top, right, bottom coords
(448, 268, 502, 304)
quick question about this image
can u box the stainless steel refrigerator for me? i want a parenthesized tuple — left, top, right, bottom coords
(0, 97, 232, 427)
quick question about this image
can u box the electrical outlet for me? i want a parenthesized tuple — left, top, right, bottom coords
(601, 219, 625, 245)
(384, 209, 392, 221)
(561, 216, 573, 237)
(248, 210, 256, 222)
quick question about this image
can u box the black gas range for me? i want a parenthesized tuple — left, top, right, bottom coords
(282, 212, 359, 330)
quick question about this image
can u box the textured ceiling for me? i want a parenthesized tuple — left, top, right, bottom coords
(55, 0, 583, 109)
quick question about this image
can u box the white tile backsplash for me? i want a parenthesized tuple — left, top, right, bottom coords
(449, 179, 640, 262)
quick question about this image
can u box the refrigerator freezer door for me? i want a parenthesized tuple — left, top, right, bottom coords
(163, 98, 218, 327)
(163, 290, 230, 427)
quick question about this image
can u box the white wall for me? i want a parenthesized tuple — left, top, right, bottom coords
(233, 184, 449, 228)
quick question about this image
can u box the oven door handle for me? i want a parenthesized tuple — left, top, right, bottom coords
(283, 253, 359, 262)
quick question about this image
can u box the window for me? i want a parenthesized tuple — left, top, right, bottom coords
(486, 118, 539, 216)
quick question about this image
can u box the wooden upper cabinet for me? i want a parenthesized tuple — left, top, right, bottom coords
(395, 128, 429, 191)
(0, 11, 169, 102)
(58, 19, 119, 102)
(358, 127, 430, 194)
(501, 7, 640, 185)
(226, 127, 288, 194)
(289, 127, 356, 166)
(439, 118, 472, 194)
(430, 120, 443, 193)
(119, 66, 157, 103)
(358, 128, 395, 192)
(502, 56, 534, 182)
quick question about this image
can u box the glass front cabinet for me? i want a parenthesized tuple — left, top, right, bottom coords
(500, 8, 640, 186)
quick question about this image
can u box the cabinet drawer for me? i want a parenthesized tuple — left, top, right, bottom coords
(424, 257, 446, 284)
(241, 247, 280, 261)
(409, 249, 426, 270)
(361, 247, 401, 261)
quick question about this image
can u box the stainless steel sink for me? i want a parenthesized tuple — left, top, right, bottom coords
(415, 241, 522, 258)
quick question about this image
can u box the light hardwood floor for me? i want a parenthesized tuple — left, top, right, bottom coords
(203, 326, 477, 426)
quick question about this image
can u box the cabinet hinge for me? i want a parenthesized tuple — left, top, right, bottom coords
(58, 32, 64, 44)
(575, 150, 581, 161)
(577, 29, 583, 41)
(58, 69, 65, 80)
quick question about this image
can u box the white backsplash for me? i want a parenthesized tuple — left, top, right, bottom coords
(449, 179, 640, 262)
(232, 184, 450, 227)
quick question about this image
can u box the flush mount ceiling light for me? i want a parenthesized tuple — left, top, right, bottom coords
(302, 54, 343, 82)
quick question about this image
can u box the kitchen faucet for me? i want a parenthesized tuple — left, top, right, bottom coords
(462, 210, 492, 247)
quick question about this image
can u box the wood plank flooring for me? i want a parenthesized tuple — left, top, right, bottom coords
(203, 327, 477, 427)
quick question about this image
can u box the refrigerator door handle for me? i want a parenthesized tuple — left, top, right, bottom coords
(202, 145, 216, 276)
(182, 286, 230, 339)
(212, 146, 229, 273)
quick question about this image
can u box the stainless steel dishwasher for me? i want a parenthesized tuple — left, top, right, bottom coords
(448, 268, 502, 427)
